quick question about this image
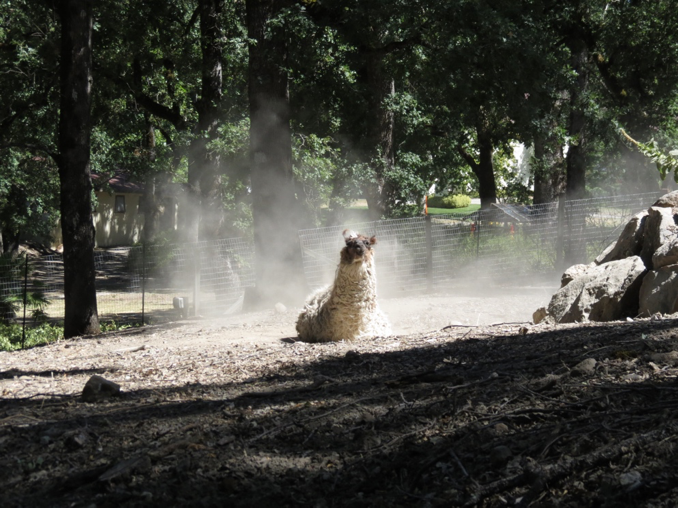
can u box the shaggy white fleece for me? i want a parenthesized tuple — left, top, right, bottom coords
(296, 233, 391, 342)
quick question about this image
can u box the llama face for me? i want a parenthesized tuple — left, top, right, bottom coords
(341, 229, 377, 264)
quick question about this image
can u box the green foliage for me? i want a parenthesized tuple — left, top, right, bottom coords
(0, 152, 60, 248)
(446, 194, 472, 208)
(428, 194, 471, 209)
(292, 134, 342, 225)
(0, 323, 63, 351)
(621, 129, 678, 182)
(3, 0, 678, 252)
(99, 320, 134, 333)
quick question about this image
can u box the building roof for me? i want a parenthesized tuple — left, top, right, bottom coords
(91, 171, 144, 194)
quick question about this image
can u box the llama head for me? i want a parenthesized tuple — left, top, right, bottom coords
(341, 229, 377, 264)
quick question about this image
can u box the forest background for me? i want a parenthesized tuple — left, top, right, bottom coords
(2, 0, 678, 337)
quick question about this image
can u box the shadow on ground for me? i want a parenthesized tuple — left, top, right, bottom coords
(2, 319, 678, 507)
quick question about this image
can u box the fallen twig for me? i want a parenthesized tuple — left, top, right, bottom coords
(464, 426, 672, 506)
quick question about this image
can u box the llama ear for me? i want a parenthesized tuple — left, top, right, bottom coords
(369, 236, 377, 245)
(343, 229, 358, 241)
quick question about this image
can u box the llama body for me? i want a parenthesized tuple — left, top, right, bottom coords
(296, 230, 391, 342)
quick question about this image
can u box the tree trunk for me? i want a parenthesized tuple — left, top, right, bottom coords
(363, 52, 395, 221)
(532, 133, 566, 204)
(183, 0, 225, 242)
(565, 44, 589, 201)
(56, 0, 100, 338)
(141, 117, 163, 243)
(247, 0, 306, 305)
(1, 229, 20, 257)
(474, 122, 497, 209)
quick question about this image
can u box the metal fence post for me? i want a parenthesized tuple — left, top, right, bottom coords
(21, 255, 28, 349)
(425, 214, 433, 291)
(476, 213, 481, 260)
(141, 243, 146, 326)
(193, 245, 201, 317)
(556, 196, 565, 271)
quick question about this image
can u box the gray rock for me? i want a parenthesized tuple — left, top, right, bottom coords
(648, 351, 678, 366)
(82, 375, 121, 402)
(571, 358, 597, 376)
(490, 445, 513, 465)
(547, 256, 646, 323)
(595, 211, 648, 265)
(64, 430, 89, 449)
(639, 264, 678, 316)
(653, 236, 678, 269)
(639, 207, 677, 269)
(561, 263, 592, 287)
(532, 306, 548, 324)
(653, 190, 678, 208)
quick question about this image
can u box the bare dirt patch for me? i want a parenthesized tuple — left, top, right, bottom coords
(2, 290, 678, 507)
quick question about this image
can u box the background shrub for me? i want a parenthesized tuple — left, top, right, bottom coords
(444, 194, 472, 208)
(0, 323, 63, 351)
(428, 194, 471, 209)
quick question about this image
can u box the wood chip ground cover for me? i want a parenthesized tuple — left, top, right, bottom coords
(2, 302, 678, 507)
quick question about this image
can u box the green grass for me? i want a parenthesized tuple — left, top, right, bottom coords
(319, 203, 482, 224)
(428, 204, 480, 215)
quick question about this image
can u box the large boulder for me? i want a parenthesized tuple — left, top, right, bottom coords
(652, 190, 678, 208)
(653, 236, 678, 269)
(639, 264, 678, 316)
(560, 263, 592, 288)
(595, 210, 647, 265)
(639, 207, 678, 269)
(546, 256, 646, 323)
(535, 191, 678, 325)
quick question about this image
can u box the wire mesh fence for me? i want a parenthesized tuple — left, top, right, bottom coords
(0, 191, 662, 339)
(299, 192, 662, 295)
(3, 237, 255, 329)
(0, 255, 27, 323)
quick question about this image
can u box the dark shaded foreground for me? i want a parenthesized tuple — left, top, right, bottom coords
(2, 319, 678, 507)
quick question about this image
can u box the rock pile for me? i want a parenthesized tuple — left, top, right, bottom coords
(535, 191, 678, 324)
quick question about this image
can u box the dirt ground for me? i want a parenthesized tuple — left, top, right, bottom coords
(2, 288, 678, 507)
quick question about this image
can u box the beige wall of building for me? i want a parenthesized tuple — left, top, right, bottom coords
(53, 191, 145, 248)
(93, 192, 144, 247)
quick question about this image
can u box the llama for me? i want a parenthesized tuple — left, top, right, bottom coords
(296, 229, 391, 342)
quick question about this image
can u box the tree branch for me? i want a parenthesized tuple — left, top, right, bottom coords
(457, 144, 479, 172)
(99, 69, 187, 130)
(0, 142, 58, 163)
(358, 35, 424, 57)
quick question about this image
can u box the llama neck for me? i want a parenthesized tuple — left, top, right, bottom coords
(332, 257, 377, 301)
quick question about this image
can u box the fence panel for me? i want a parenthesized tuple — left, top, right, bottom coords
(0, 191, 662, 334)
(0, 256, 26, 322)
(6, 237, 255, 327)
(298, 217, 430, 296)
(130, 237, 255, 321)
(298, 192, 661, 295)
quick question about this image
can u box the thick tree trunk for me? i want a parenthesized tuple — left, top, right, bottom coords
(184, 0, 225, 242)
(1, 229, 20, 257)
(141, 118, 163, 243)
(532, 133, 566, 204)
(247, 0, 306, 305)
(562, 43, 591, 265)
(474, 125, 497, 209)
(457, 120, 497, 210)
(565, 44, 589, 201)
(363, 53, 395, 221)
(57, 0, 99, 338)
